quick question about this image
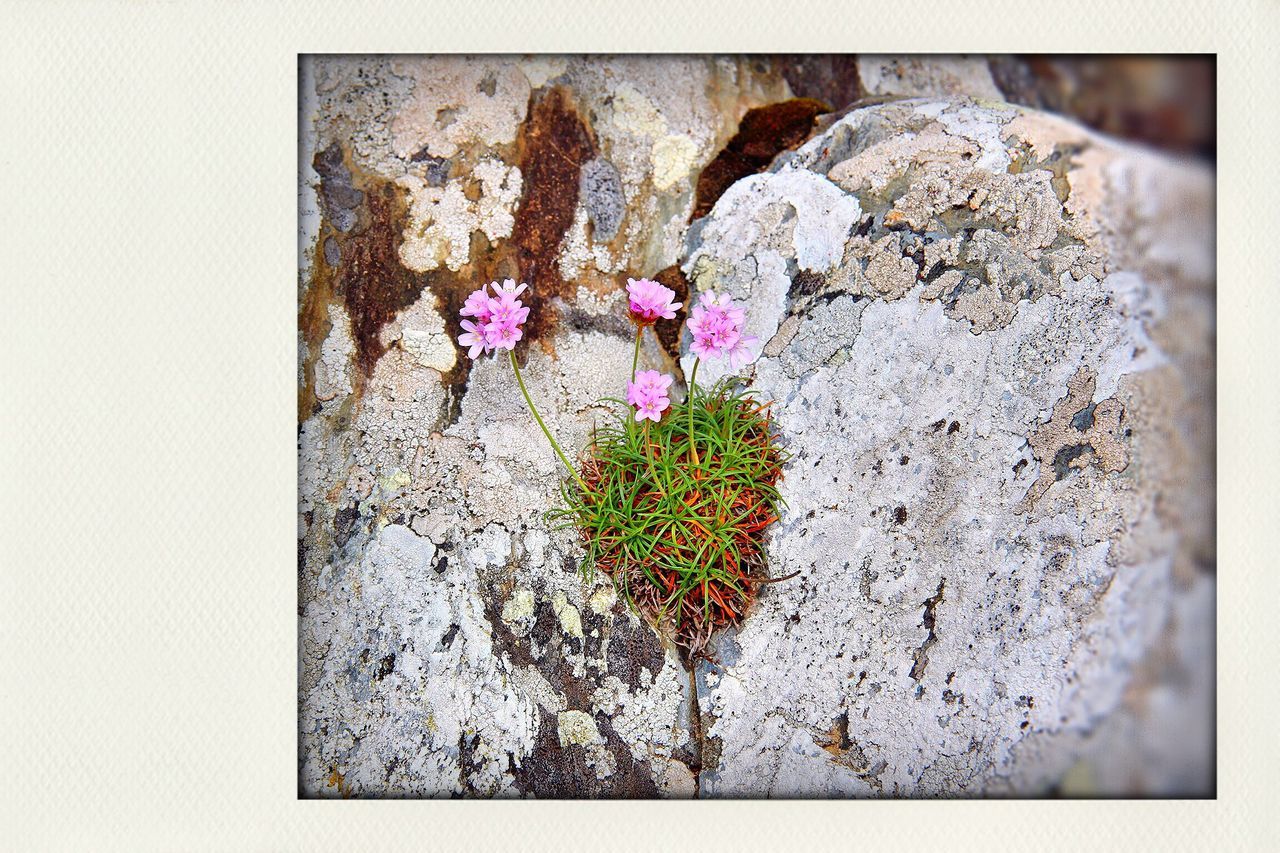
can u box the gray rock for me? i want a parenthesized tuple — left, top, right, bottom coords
(683, 96, 1213, 797)
(298, 57, 1214, 799)
(579, 157, 625, 242)
(297, 54, 793, 799)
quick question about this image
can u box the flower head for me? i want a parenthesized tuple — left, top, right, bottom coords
(626, 278, 682, 327)
(457, 280, 530, 357)
(686, 290, 752, 364)
(626, 369, 673, 423)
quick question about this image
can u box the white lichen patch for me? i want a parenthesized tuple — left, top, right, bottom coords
(517, 56, 569, 89)
(556, 709, 616, 780)
(651, 134, 700, 190)
(397, 159, 522, 272)
(588, 585, 617, 616)
(509, 665, 568, 713)
(696, 169, 862, 274)
(310, 56, 418, 176)
(680, 167, 860, 386)
(595, 653, 690, 768)
(299, 523, 538, 797)
(399, 329, 455, 374)
(501, 588, 536, 630)
(551, 590, 584, 641)
(556, 709, 603, 747)
(378, 292, 457, 373)
(607, 83, 669, 139)
(314, 305, 355, 402)
(389, 58, 531, 160)
(935, 102, 1020, 173)
(558, 205, 625, 282)
(298, 56, 323, 281)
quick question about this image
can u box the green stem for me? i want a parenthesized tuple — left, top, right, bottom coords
(509, 349, 588, 494)
(631, 326, 643, 382)
(687, 358, 700, 466)
(643, 420, 661, 486)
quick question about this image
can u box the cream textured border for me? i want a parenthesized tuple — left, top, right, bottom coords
(1, 1, 1274, 850)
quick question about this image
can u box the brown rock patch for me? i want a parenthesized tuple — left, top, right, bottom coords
(1018, 367, 1129, 513)
(512, 86, 596, 349)
(691, 98, 830, 221)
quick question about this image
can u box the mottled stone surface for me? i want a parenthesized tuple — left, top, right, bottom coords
(684, 96, 1213, 797)
(298, 54, 790, 799)
(298, 56, 1213, 798)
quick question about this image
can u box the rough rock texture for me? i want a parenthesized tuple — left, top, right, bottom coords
(683, 97, 1213, 797)
(298, 54, 793, 799)
(298, 56, 1213, 798)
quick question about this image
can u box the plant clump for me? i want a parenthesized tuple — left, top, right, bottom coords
(455, 275, 790, 655)
(552, 376, 787, 653)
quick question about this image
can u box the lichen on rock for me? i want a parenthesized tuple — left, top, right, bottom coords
(299, 56, 1213, 799)
(682, 94, 1212, 798)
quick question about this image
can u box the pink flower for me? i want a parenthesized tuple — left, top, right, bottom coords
(725, 333, 759, 370)
(686, 290, 755, 368)
(698, 291, 745, 329)
(457, 280, 531, 357)
(626, 370, 673, 423)
(484, 317, 524, 351)
(460, 287, 494, 324)
(625, 278, 682, 326)
(491, 279, 528, 299)
(486, 291, 530, 328)
(688, 327, 723, 359)
(458, 319, 488, 359)
(628, 369, 673, 401)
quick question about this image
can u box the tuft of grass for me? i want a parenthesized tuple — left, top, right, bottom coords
(548, 376, 790, 654)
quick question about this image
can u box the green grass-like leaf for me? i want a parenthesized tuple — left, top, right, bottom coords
(547, 377, 789, 653)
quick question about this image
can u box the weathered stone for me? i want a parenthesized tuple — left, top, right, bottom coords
(299, 56, 1213, 799)
(682, 95, 1212, 797)
(987, 56, 1216, 159)
(857, 55, 1003, 101)
(298, 54, 794, 799)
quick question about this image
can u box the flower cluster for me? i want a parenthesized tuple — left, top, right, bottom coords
(687, 291, 758, 369)
(456, 279, 531, 358)
(625, 277, 682, 326)
(626, 370, 673, 423)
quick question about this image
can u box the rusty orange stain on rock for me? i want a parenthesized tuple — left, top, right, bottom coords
(650, 264, 690, 359)
(338, 182, 426, 379)
(692, 98, 829, 221)
(511, 86, 596, 350)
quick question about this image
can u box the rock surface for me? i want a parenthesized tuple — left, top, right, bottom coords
(298, 56, 1213, 798)
(683, 97, 1213, 797)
